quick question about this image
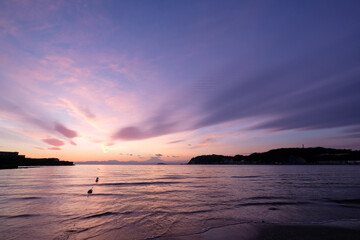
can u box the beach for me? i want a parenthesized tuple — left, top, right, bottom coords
(194, 222, 360, 240)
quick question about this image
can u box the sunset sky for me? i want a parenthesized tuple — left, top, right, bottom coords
(1, 0, 360, 162)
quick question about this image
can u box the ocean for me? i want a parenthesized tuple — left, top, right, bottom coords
(0, 165, 359, 239)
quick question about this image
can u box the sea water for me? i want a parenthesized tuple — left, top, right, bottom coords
(0, 165, 359, 239)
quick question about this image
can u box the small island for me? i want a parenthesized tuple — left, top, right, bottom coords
(188, 147, 360, 165)
(0, 151, 74, 169)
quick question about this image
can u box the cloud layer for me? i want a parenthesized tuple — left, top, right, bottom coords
(113, 32, 360, 141)
(1, 0, 359, 159)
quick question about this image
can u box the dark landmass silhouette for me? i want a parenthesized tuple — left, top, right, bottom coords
(0, 151, 73, 169)
(188, 147, 360, 165)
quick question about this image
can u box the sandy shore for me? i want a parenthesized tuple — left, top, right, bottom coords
(254, 224, 360, 240)
(169, 221, 360, 240)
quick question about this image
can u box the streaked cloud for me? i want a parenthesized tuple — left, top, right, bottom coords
(167, 140, 184, 144)
(42, 138, 65, 147)
(0, 0, 359, 161)
(113, 32, 360, 141)
(48, 147, 61, 150)
(54, 123, 77, 138)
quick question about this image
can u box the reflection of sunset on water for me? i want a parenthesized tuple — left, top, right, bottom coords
(1, 165, 360, 239)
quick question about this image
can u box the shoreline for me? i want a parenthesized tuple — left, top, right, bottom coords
(168, 221, 360, 240)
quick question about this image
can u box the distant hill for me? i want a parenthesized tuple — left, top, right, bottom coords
(0, 151, 73, 169)
(188, 147, 360, 165)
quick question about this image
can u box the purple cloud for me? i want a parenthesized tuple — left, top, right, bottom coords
(42, 138, 65, 147)
(113, 126, 146, 140)
(54, 123, 77, 138)
(48, 147, 61, 150)
(0, 99, 79, 141)
(113, 117, 184, 141)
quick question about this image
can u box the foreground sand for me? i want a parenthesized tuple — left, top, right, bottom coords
(254, 224, 360, 240)
(168, 221, 360, 240)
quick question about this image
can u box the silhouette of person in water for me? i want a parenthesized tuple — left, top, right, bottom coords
(96, 177, 99, 183)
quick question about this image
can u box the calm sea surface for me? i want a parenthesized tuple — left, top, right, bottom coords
(0, 165, 359, 239)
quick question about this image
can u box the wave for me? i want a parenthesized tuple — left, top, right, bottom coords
(332, 199, 360, 204)
(75, 211, 134, 221)
(87, 193, 129, 197)
(66, 226, 92, 233)
(7, 214, 41, 218)
(135, 189, 190, 195)
(156, 175, 188, 180)
(62, 210, 135, 222)
(191, 176, 221, 179)
(98, 181, 182, 186)
(82, 211, 118, 219)
(177, 209, 214, 215)
(245, 196, 289, 200)
(235, 201, 309, 207)
(12, 196, 42, 200)
(231, 176, 260, 178)
(330, 199, 360, 208)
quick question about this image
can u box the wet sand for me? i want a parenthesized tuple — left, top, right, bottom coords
(173, 221, 360, 240)
(254, 224, 360, 240)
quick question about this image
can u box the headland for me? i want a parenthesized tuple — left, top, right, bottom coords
(0, 151, 74, 169)
(188, 147, 360, 165)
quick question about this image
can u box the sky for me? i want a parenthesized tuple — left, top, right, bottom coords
(0, 0, 360, 162)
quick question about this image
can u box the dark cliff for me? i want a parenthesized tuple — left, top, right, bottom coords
(188, 147, 360, 165)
